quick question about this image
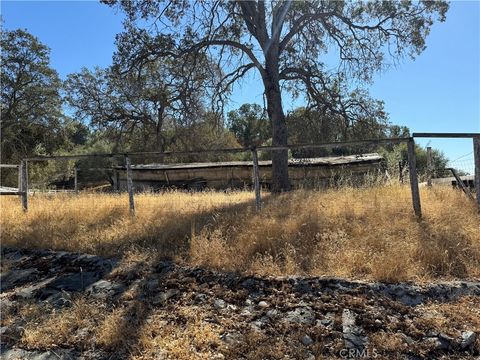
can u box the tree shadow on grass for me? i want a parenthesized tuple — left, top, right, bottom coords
(415, 219, 480, 279)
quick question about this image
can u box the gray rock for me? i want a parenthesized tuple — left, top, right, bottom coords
(45, 291, 72, 307)
(319, 312, 335, 328)
(145, 279, 159, 292)
(342, 309, 368, 351)
(460, 331, 476, 349)
(285, 306, 315, 325)
(425, 333, 452, 351)
(0, 268, 38, 291)
(301, 334, 314, 346)
(15, 277, 56, 300)
(0, 298, 15, 311)
(250, 316, 269, 330)
(257, 301, 269, 309)
(240, 309, 252, 317)
(266, 309, 279, 319)
(0, 326, 8, 336)
(0, 348, 76, 360)
(226, 304, 237, 311)
(48, 271, 98, 292)
(214, 299, 226, 310)
(220, 332, 243, 345)
(194, 293, 207, 303)
(152, 289, 180, 305)
(86, 279, 125, 299)
(401, 334, 415, 345)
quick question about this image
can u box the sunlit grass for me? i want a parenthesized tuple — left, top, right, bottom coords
(1, 184, 479, 282)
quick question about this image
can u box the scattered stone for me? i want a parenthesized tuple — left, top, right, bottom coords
(0, 326, 8, 336)
(194, 293, 207, 303)
(214, 299, 226, 310)
(45, 291, 72, 307)
(74, 328, 90, 341)
(226, 304, 237, 311)
(145, 279, 159, 292)
(342, 309, 368, 351)
(319, 313, 335, 328)
(221, 332, 243, 345)
(285, 306, 315, 325)
(152, 289, 180, 305)
(48, 272, 99, 292)
(266, 309, 279, 319)
(240, 309, 252, 317)
(401, 334, 415, 345)
(14, 277, 56, 300)
(459, 331, 476, 350)
(301, 334, 314, 346)
(425, 333, 452, 351)
(1, 268, 38, 291)
(1, 348, 76, 360)
(250, 316, 269, 330)
(257, 300, 269, 309)
(86, 279, 125, 299)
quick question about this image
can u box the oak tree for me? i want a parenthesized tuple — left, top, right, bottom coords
(104, 0, 448, 192)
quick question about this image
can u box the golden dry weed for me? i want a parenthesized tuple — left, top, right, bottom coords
(1, 184, 479, 282)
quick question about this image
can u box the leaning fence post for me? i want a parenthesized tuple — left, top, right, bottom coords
(426, 146, 433, 187)
(251, 148, 261, 211)
(473, 136, 480, 209)
(21, 159, 28, 212)
(407, 138, 421, 218)
(74, 167, 79, 194)
(124, 155, 135, 215)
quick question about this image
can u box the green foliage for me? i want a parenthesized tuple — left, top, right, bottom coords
(227, 104, 271, 148)
(287, 107, 391, 157)
(379, 143, 450, 180)
(1, 29, 66, 164)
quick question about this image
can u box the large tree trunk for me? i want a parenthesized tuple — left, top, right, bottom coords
(263, 64, 290, 192)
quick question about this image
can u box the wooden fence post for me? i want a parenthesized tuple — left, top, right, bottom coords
(407, 138, 421, 218)
(398, 161, 404, 183)
(18, 162, 23, 199)
(125, 155, 135, 214)
(113, 169, 119, 192)
(252, 148, 261, 211)
(74, 167, 79, 194)
(21, 160, 28, 212)
(426, 146, 432, 187)
(474, 136, 480, 209)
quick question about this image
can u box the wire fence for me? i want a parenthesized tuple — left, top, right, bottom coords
(1, 134, 479, 218)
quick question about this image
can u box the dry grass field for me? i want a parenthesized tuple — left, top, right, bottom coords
(1, 184, 479, 282)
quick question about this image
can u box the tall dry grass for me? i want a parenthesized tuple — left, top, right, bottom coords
(1, 184, 479, 282)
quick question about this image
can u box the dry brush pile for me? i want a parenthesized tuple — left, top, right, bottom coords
(1, 184, 479, 282)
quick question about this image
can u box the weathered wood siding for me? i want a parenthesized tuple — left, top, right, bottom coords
(116, 154, 383, 191)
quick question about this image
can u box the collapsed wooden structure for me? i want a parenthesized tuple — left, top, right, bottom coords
(113, 153, 384, 191)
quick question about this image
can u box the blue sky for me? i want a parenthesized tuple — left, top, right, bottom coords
(2, 0, 479, 163)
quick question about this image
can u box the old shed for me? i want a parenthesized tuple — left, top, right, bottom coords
(114, 153, 384, 191)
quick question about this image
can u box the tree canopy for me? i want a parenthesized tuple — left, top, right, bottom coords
(227, 103, 270, 148)
(1, 29, 66, 163)
(103, 0, 449, 191)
